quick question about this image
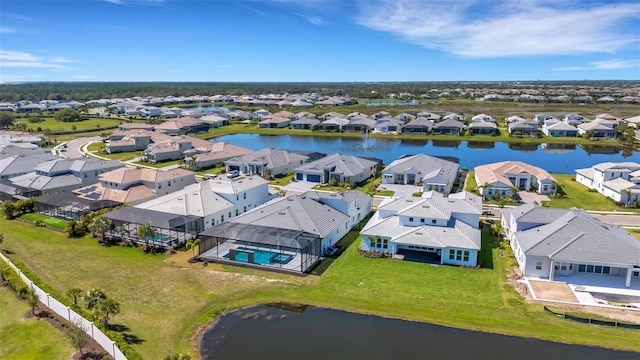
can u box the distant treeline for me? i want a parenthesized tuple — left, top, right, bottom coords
(1, 81, 638, 102)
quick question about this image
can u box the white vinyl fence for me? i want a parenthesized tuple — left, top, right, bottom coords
(1, 252, 127, 360)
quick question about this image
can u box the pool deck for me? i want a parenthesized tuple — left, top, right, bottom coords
(200, 241, 305, 273)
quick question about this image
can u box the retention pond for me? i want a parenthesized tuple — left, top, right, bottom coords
(199, 304, 638, 359)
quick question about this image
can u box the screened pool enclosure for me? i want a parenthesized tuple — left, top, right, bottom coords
(198, 222, 321, 274)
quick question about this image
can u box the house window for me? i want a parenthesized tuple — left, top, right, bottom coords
(449, 249, 455, 260)
(535, 262, 542, 270)
(235, 209, 239, 216)
(456, 250, 462, 261)
(463, 251, 469, 262)
(420, 218, 425, 223)
(409, 217, 414, 222)
(431, 219, 437, 224)
(243, 193, 246, 199)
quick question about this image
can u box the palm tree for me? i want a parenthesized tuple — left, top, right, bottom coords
(481, 182, 490, 199)
(137, 223, 154, 246)
(84, 288, 106, 311)
(509, 186, 519, 201)
(26, 286, 39, 315)
(186, 238, 201, 260)
(66, 287, 83, 306)
(96, 298, 120, 327)
(622, 189, 632, 207)
(89, 216, 113, 242)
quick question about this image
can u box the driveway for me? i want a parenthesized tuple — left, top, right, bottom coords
(517, 191, 549, 204)
(282, 181, 317, 195)
(376, 183, 422, 197)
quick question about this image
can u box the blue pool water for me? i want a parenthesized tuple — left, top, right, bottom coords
(224, 247, 293, 265)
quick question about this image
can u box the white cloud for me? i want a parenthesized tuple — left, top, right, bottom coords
(552, 59, 640, 71)
(0, 50, 74, 69)
(0, 27, 17, 34)
(104, 0, 167, 6)
(293, 13, 326, 25)
(356, 0, 640, 57)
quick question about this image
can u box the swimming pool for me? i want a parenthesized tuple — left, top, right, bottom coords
(224, 247, 294, 266)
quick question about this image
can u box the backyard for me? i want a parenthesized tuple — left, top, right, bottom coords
(20, 213, 68, 230)
(0, 218, 638, 358)
(0, 286, 72, 359)
(543, 174, 640, 212)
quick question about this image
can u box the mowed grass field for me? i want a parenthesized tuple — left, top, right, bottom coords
(544, 174, 640, 212)
(20, 213, 68, 230)
(0, 286, 72, 359)
(15, 116, 121, 132)
(1, 219, 639, 358)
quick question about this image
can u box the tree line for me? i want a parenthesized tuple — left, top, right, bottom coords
(1, 80, 638, 102)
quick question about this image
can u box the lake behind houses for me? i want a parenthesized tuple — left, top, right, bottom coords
(213, 134, 638, 173)
(199, 305, 638, 360)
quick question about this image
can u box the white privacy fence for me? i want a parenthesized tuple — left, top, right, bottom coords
(1, 253, 127, 360)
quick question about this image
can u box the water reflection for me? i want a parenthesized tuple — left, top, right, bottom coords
(508, 143, 539, 152)
(467, 141, 495, 149)
(542, 143, 577, 153)
(199, 305, 638, 360)
(580, 144, 621, 155)
(431, 140, 461, 148)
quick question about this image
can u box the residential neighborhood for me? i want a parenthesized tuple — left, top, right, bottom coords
(1, 83, 640, 360)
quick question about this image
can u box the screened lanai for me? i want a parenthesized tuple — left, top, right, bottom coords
(105, 207, 201, 249)
(198, 222, 321, 274)
(34, 192, 120, 220)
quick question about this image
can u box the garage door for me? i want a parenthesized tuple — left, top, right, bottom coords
(306, 174, 321, 182)
(296, 172, 303, 180)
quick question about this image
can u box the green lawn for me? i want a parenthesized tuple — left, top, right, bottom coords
(86, 143, 140, 161)
(16, 116, 121, 133)
(20, 213, 68, 230)
(133, 159, 184, 168)
(465, 171, 478, 192)
(1, 218, 639, 358)
(269, 174, 294, 186)
(0, 286, 72, 359)
(543, 174, 640, 212)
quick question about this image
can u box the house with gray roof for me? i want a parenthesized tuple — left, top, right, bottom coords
(432, 118, 464, 135)
(294, 153, 379, 184)
(402, 118, 434, 133)
(577, 122, 617, 139)
(134, 175, 274, 231)
(501, 204, 640, 288)
(197, 190, 367, 273)
(360, 191, 482, 267)
(0, 152, 59, 180)
(342, 117, 377, 133)
(381, 154, 459, 194)
(5, 158, 123, 195)
(313, 117, 349, 132)
(290, 117, 320, 130)
(575, 162, 640, 206)
(183, 142, 252, 170)
(373, 118, 404, 134)
(541, 119, 578, 137)
(225, 147, 311, 177)
(508, 119, 539, 136)
(467, 120, 498, 135)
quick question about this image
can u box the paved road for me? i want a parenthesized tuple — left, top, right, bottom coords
(60, 136, 101, 159)
(592, 214, 640, 227)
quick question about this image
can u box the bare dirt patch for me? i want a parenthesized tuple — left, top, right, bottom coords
(529, 280, 578, 302)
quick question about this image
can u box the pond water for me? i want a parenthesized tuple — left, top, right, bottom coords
(212, 134, 638, 173)
(199, 305, 638, 360)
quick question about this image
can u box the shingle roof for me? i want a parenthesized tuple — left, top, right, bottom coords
(294, 153, 377, 177)
(474, 161, 555, 189)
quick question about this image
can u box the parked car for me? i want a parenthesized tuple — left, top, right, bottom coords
(226, 170, 240, 178)
(482, 208, 493, 216)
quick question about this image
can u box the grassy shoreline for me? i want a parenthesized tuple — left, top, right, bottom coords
(1, 218, 639, 358)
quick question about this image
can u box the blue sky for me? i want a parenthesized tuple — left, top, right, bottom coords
(1, 0, 639, 82)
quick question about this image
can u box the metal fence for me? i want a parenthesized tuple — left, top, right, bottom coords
(1, 252, 127, 360)
(543, 306, 640, 329)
